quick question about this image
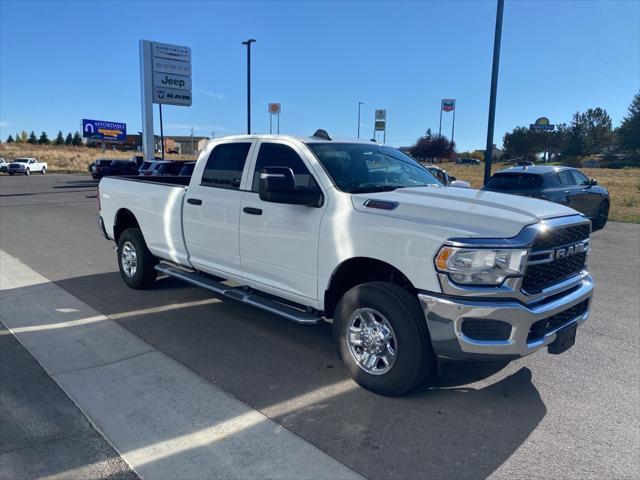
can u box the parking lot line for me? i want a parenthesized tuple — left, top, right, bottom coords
(0, 250, 363, 480)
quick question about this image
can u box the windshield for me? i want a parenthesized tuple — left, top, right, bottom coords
(14, 159, 29, 163)
(485, 172, 543, 190)
(307, 143, 441, 193)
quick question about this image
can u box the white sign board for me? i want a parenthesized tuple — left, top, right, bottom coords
(153, 72, 192, 91)
(153, 87, 192, 106)
(375, 109, 386, 120)
(140, 39, 193, 160)
(152, 57, 192, 76)
(152, 42, 191, 62)
(268, 103, 281, 114)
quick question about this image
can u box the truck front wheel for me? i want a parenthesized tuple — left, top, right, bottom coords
(334, 282, 434, 396)
(117, 228, 157, 289)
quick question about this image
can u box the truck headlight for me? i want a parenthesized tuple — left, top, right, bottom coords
(435, 246, 528, 285)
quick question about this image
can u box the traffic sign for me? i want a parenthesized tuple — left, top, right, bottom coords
(82, 119, 126, 141)
(268, 103, 281, 114)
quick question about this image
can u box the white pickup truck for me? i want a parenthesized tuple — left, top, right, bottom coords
(98, 131, 594, 395)
(8, 157, 47, 175)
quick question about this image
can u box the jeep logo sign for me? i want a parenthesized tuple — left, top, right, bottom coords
(153, 72, 191, 91)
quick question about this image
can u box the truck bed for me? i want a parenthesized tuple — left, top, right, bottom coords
(99, 176, 191, 266)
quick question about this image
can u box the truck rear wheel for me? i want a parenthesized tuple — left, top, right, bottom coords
(334, 282, 434, 396)
(117, 228, 157, 289)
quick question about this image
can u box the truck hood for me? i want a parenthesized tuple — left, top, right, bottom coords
(351, 186, 581, 239)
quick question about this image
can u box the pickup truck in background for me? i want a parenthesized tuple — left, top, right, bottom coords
(98, 131, 594, 396)
(8, 157, 47, 175)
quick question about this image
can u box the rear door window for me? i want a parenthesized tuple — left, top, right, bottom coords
(201, 143, 252, 189)
(555, 170, 576, 186)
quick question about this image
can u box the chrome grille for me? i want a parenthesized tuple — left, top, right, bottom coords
(522, 222, 590, 294)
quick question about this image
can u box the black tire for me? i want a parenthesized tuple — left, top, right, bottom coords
(334, 282, 435, 396)
(25, 168, 30, 176)
(117, 227, 157, 289)
(592, 200, 609, 231)
(9, 172, 13, 176)
(41, 167, 46, 175)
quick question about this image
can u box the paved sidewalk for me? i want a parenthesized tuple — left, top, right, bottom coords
(0, 324, 137, 480)
(0, 250, 362, 480)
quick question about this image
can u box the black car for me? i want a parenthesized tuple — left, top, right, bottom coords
(483, 166, 610, 230)
(178, 162, 196, 176)
(105, 160, 140, 176)
(150, 161, 185, 176)
(91, 159, 119, 179)
(457, 157, 480, 166)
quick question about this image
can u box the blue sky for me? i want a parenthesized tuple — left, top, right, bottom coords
(1, 0, 638, 151)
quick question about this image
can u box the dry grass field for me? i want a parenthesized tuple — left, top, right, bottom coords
(0, 143, 195, 173)
(443, 163, 640, 224)
(1, 144, 637, 223)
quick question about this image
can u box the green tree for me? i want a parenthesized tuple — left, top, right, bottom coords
(38, 131, 50, 144)
(54, 130, 65, 145)
(582, 107, 613, 152)
(503, 127, 536, 159)
(65, 133, 73, 145)
(27, 131, 37, 144)
(6, 134, 14, 143)
(618, 92, 640, 152)
(72, 131, 83, 146)
(19, 131, 28, 143)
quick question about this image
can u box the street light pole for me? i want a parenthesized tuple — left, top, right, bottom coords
(241, 39, 256, 135)
(357, 101, 364, 138)
(483, 0, 504, 185)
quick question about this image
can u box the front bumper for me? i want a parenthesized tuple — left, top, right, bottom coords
(418, 275, 593, 360)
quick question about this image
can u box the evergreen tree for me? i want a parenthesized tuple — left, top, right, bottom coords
(6, 135, 14, 143)
(55, 130, 65, 145)
(65, 133, 73, 145)
(27, 131, 37, 144)
(72, 131, 83, 146)
(19, 131, 28, 143)
(14, 132, 22, 143)
(618, 92, 640, 152)
(38, 131, 50, 144)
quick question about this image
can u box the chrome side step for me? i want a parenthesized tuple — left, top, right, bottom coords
(155, 263, 322, 325)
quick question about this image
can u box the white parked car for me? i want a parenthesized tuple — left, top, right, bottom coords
(98, 132, 593, 396)
(0, 158, 7, 173)
(426, 166, 471, 188)
(8, 157, 47, 175)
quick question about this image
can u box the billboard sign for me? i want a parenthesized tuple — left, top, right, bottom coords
(268, 103, 281, 114)
(530, 117, 555, 131)
(441, 99, 455, 112)
(82, 119, 126, 141)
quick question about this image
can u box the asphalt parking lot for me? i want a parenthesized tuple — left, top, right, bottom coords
(1, 173, 639, 479)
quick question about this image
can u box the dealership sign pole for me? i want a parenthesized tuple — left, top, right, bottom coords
(268, 103, 281, 135)
(140, 40, 192, 161)
(374, 109, 386, 143)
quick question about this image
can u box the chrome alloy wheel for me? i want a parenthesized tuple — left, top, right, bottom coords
(121, 241, 138, 278)
(346, 308, 397, 375)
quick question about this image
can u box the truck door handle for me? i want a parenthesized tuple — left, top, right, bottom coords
(243, 207, 262, 215)
(187, 198, 202, 205)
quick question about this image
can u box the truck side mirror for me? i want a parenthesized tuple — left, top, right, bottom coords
(259, 166, 323, 207)
(590, 179, 598, 186)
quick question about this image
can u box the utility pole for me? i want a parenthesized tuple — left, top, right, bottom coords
(241, 39, 256, 135)
(159, 104, 165, 160)
(357, 101, 364, 138)
(484, 0, 504, 185)
(190, 126, 194, 155)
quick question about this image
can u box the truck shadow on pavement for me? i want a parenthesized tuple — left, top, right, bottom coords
(45, 271, 548, 480)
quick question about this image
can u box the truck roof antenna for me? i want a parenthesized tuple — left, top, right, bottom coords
(312, 129, 331, 141)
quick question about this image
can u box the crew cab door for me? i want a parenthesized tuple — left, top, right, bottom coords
(239, 140, 325, 304)
(555, 170, 584, 213)
(182, 141, 254, 279)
